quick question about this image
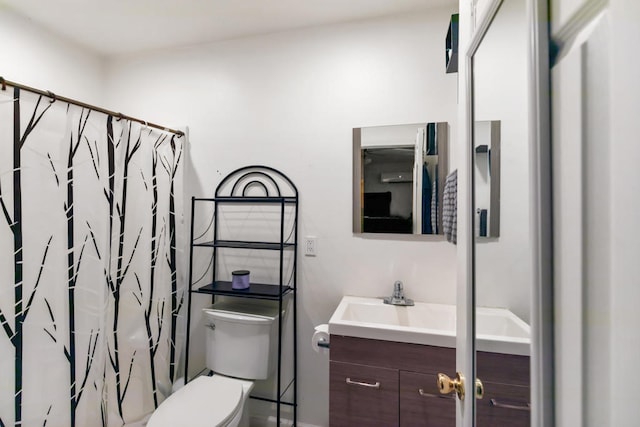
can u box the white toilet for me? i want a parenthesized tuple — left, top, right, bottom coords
(148, 299, 281, 427)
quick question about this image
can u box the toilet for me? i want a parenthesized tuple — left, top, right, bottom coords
(148, 299, 281, 427)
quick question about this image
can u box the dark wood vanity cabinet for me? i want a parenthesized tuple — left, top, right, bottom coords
(399, 371, 455, 426)
(330, 335, 455, 427)
(476, 351, 531, 427)
(330, 361, 399, 426)
(477, 381, 530, 426)
(329, 335, 529, 427)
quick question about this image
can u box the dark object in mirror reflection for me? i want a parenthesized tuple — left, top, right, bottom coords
(478, 209, 488, 237)
(364, 192, 391, 217)
(363, 192, 412, 233)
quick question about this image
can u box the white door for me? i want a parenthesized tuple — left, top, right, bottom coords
(551, 1, 640, 425)
(551, 11, 609, 427)
(454, 0, 476, 424)
(550, 1, 631, 426)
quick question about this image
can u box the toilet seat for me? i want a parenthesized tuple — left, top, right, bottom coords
(148, 376, 244, 427)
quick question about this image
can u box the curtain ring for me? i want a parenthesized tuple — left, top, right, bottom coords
(0, 77, 6, 91)
(115, 112, 123, 121)
(47, 90, 56, 103)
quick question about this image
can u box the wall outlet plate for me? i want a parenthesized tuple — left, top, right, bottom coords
(304, 237, 317, 256)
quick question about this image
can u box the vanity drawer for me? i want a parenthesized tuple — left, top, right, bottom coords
(330, 361, 399, 427)
(330, 335, 455, 374)
(477, 351, 530, 386)
(400, 371, 455, 427)
(477, 381, 530, 427)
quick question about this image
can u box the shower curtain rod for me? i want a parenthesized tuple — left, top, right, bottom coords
(0, 76, 184, 137)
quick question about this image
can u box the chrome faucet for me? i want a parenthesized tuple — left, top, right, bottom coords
(383, 281, 414, 306)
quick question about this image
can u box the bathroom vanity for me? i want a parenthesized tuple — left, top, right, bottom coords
(328, 296, 530, 426)
(330, 335, 454, 426)
(329, 336, 529, 426)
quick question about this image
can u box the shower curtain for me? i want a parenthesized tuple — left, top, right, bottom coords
(0, 88, 187, 427)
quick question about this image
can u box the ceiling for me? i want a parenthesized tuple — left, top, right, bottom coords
(1, 0, 457, 57)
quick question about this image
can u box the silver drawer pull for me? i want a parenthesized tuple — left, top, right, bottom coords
(346, 378, 381, 389)
(419, 389, 455, 399)
(490, 398, 531, 411)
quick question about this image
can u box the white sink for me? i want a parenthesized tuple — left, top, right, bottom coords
(328, 296, 530, 356)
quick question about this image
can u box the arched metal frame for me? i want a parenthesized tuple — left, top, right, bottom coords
(216, 164, 298, 198)
(185, 165, 299, 425)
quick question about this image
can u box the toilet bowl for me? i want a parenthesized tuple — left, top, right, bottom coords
(147, 299, 281, 427)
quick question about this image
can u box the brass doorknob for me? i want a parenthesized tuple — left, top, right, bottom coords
(475, 378, 484, 399)
(437, 372, 466, 400)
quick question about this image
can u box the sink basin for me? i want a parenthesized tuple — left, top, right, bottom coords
(328, 296, 530, 355)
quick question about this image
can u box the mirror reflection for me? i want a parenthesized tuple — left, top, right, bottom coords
(353, 122, 449, 235)
(472, 0, 531, 424)
(474, 120, 501, 238)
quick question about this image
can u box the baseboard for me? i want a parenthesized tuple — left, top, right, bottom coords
(248, 415, 324, 427)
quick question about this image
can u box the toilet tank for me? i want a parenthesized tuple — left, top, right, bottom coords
(203, 299, 282, 380)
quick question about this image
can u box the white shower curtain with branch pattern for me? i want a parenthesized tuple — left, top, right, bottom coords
(0, 87, 187, 427)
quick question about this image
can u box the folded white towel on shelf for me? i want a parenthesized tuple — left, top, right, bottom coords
(442, 170, 457, 244)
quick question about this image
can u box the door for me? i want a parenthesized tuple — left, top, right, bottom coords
(456, 0, 553, 426)
(550, 0, 640, 425)
(550, 2, 613, 426)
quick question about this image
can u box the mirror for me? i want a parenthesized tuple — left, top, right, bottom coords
(353, 122, 449, 235)
(474, 120, 501, 238)
(472, 0, 532, 424)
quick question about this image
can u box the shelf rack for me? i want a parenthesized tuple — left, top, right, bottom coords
(184, 165, 298, 425)
(446, 13, 459, 74)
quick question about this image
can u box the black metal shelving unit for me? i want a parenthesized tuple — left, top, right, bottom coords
(184, 165, 298, 426)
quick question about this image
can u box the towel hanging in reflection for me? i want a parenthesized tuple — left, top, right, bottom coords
(443, 169, 457, 244)
(422, 163, 432, 234)
(431, 164, 439, 234)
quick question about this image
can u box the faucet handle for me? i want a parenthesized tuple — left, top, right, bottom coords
(393, 281, 404, 299)
(383, 281, 414, 306)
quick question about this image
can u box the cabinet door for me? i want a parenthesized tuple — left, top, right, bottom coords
(399, 371, 455, 427)
(330, 361, 399, 427)
(477, 381, 530, 427)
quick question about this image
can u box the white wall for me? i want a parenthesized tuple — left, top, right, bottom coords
(0, 8, 104, 105)
(360, 123, 425, 147)
(104, 9, 459, 426)
(471, 0, 531, 322)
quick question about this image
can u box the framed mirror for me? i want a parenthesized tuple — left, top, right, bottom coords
(353, 122, 449, 235)
(471, 0, 532, 424)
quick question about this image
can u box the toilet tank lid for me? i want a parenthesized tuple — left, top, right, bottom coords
(204, 300, 281, 323)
